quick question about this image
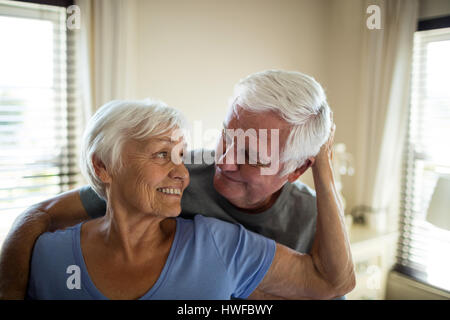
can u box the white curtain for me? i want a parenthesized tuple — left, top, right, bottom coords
(354, 0, 419, 232)
(75, 0, 139, 120)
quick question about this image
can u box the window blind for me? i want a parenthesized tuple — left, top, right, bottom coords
(396, 27, 450, 293)
(0, 0, 81, 236)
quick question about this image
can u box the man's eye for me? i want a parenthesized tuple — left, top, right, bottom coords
(248, 162, 271, 168)
(245, 150, 271, 167)
(245, 150, 258, 163)
(257, 162, 271, 168)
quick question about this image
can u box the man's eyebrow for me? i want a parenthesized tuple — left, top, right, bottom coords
(222, 124, 273, 165)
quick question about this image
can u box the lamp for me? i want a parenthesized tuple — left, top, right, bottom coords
(426, 176, 450, 231)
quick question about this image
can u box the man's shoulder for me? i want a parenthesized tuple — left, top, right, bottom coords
(183, 150, 216, 194)
(290, 180, 317, 200)
(266, 180, 317, 252)
(281, 180, 317, 221)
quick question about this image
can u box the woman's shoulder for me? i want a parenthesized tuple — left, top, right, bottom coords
(28, 224, 82, 299)
(38, 223, 80, 240)
(181, 214, 240, 233)
(176, 215, 243, 248)
(33, 223, 81, 257)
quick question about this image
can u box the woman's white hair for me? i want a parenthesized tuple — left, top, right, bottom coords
(80, 99, 188, 199)
(229, 70, 332, 176)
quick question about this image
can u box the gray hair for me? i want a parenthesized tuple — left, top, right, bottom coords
(80, 99, 188, 199)
(229, 70, 332, 176)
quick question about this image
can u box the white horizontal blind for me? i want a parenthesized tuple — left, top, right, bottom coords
(0, 0, 81, 237)
(397, 27, 450, 292)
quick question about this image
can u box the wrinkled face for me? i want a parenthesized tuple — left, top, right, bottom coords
(213, 106, 292, 211)
(109, 129, 189, 217)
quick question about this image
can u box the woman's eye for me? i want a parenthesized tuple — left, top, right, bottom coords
(156, 152, 168, 159)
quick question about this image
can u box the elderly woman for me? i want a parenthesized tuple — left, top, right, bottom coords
(26, 99, 354, 300)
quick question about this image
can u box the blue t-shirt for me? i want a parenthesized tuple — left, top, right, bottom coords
(27, 215, 276, 300)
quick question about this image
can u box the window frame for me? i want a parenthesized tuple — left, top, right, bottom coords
(0, 0, 80, 233)
(395, 23, 450, 293)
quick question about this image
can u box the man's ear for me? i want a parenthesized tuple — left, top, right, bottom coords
(287, 157, 315, 183)
(92, 155, 112, 183)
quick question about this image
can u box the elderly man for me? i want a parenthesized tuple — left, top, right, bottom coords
(0, 70, 348, 299)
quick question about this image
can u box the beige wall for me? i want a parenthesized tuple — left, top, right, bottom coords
(133, 0, 367, 211)
(287, 0, 365, 212)
(325, 0, 364, 212)
(135, 0, 329, 145)
(135, 0, 450, 215)
(419, 0, 450, 19)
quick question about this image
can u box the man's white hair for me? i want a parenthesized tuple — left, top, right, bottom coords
(229, 70, 332, 176)
(80, 99, 188, 199)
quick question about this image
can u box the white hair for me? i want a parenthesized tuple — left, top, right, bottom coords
(80, 99, 188, 199)
(229, 70, 332, 176)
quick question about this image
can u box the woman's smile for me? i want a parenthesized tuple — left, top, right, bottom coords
(156, 187, 182, 196)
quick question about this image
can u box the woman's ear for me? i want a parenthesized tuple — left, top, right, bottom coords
(92, 155, 112, 183)
(287, 157, 315, 183)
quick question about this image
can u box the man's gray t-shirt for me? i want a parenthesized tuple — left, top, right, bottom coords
(80, 151, 317, 254)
